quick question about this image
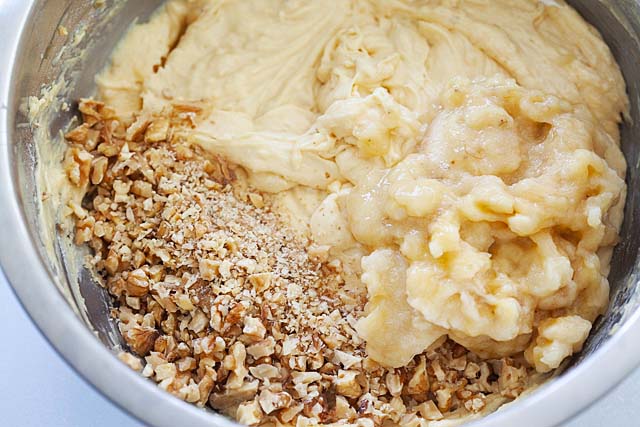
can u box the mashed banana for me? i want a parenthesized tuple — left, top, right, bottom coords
(98, 0, 628, 373)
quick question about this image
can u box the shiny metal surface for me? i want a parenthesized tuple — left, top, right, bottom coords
(1, 1, 640, 427)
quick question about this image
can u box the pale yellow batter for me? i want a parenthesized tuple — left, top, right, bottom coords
(97, 0, 628, 373)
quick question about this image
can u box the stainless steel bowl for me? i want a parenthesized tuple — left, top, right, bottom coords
(2, 1, 640, 426)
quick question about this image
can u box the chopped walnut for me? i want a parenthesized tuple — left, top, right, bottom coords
(335, 370, 362, 399)
(385, 371, 403, 397)
(417, 400, 443, 421)
(334, 349, 362, 369)
(199, 259, 220, 281)
(210, 380, 259, 410)
(247, 338, 276, 359)
(91, 156, 108, 185)
(63, 146, 93, 187)
(155, 362, 177, 381)
(435, 388, 452, 412)
(243, 317, 267, 341)
(66, 99, 533, 427)
(249, 364, 280, 381)
(126, 269, 150, 297)
(125, 326, 159, 356)
(118, 351, 143, 371)
(258, 389, 293, 414)
(237, 399, 264, 426)
(248, 272, 272, 293)
(145, 117, 170, 142)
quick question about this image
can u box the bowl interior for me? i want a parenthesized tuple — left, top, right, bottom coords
(7, 0, 640, 425)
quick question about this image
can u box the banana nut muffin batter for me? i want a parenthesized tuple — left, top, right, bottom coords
(62, 0, 629, 425)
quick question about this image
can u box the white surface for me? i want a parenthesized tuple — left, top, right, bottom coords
(0, 268, 638, 427)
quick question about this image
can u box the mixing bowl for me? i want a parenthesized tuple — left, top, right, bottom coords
(2, 1, 640, 426)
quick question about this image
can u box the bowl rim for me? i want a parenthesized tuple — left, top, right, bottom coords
(1, 2, 640, 427)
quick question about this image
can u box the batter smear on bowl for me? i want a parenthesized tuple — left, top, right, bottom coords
(61, 0, 629, 425)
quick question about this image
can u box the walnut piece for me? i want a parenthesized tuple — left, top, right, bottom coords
(65, 99, 533, 427)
